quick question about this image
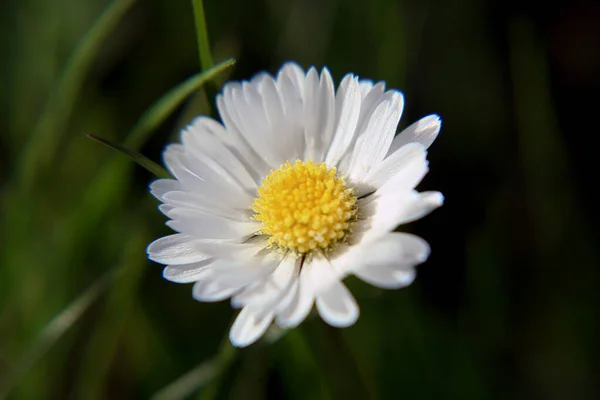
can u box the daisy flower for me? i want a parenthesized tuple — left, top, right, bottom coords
(147, 62, 443, 347)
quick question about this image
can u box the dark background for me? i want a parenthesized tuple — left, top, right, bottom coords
(1, 0, 599, 398)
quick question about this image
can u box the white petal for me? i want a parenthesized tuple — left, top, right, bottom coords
(216, 86, 271, 177)
(388, 114, 441, 154)
(374, 146, 429, 196)
(360, 142, 426, 195)
(302, 67, 320, 159)
(250, 71, 269, 85)
(163, 145, 253, 209)
(275, 279, 299, 314)
(182, 117, 257, 191)
(277, 252, 350, 328)
(190, 240, 268, 259)
(320, 242, 363, 277)
(357, 190, 444, 244)
(276, 62, 306, 93)
(276, 72, 305, 155)
(232, 253, 298, 309)
(162, 191, 249, 221)
(275, 282, 313, 328)
(335, 83, 393, 173)
(228, 82, 281, 166)
(166, 208, 260, 240)
(259, 75, 303, 161)
(354, 266, 416, 289)
(150, 179, 180, 201)
(193, 279, 241, 302)
(162, 259, 213, 283)
(303, 67, 335, 161)
(324, 75, 361, 166)
(355, 82, 387, 132)
(208, 252, 279, 287)
(159, 204, 174, 216)
(316, 280, 359, 327)
(231, 280, 264, 309)
(147, 234, 210, 265)
(346, 91, 404, 182)
(364, 232, 430, 266)
(303, 252, 344, 294)
(358, 80, 374, 98)
(229, 306, 274, 347)
(162, 145, 198, 186)
(252, 74, 304, 165)
(316, 68, 336, 158)
(347, 232, 428, 271)
(350, 233, 428, 288)
(178, 151, 253, 203)
(275, 260, 316, 328)
(398, 191, 444, 224)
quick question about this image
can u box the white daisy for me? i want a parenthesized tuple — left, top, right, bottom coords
(147, 62, 443, 347)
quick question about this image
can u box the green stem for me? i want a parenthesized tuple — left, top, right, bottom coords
(149, 339, 236, 400)
(87, 134, 170, 179)
(196, 341, 237, 400)
(191, 0, 214, 71)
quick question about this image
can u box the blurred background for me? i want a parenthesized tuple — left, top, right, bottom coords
(1, 0, 600, 398)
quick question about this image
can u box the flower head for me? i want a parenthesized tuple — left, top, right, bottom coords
(147, 62, 443, 347)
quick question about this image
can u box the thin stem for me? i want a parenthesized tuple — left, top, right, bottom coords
(196, 341, 236, 400)
(191, 0, 214, 71)
(149, 339, 236, 400)
(87, 134, 170, 178)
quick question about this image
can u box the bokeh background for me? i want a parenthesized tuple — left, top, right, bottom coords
(1, 0, 600, 398)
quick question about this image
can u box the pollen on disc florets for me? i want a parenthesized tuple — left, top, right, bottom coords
(252, 160, 357, 254)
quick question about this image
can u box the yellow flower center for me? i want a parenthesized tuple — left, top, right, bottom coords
(253, 160, 357, 253)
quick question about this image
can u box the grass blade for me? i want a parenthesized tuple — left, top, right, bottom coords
(124, 57, 235, 149)
(67, 58, 236, 250)
(0, 269, 118, 400)
(151, 361, 217, 400)
(151, 341, 236, 400)
(16, 0, 136, 191)
(87, 134, 170, 179)
(191, 0, 214, 70)
(73, 230, 148, 400)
